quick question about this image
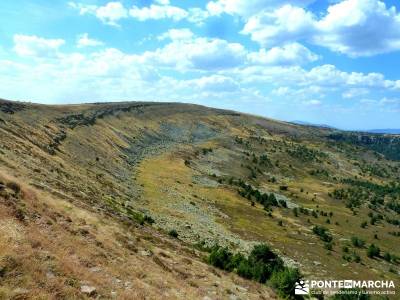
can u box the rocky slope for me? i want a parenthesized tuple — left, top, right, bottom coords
(0, 99, 399, 299)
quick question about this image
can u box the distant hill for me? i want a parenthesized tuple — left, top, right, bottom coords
(290, 120, 336, 129)
(364, 129, 400, 134)
(292, 121, 400, 135)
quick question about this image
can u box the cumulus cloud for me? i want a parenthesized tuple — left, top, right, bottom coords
(304, 64, 394, 88)
(2, 36, 400, 118)
(70, 1, 209, 25)
(186, 8, 210, 25)
(315, 0, 400, 57)
(13, 34, 65, 58)
(129, 4, 188, 22)
(69, 1, 128, 26)
(230, 64, 399, 101)
(248, 43, 319, 65)
(129, 3, 209, 25)
(157, 28, 194, 41)
(192, 75, 240, 92)
(342, 88, 369, 99)
(242, 5, 315, 47)
(242, 0, 400, 57)
(142, 37, 247, 71)
(207, 0, 315, 18)
(378, 97, 400, 112)
(77, 33, 104, 48)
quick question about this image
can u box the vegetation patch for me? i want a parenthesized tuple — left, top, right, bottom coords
(208, 244, 301, 299)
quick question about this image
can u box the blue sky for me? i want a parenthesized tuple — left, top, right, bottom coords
(1, 0, 400, 129)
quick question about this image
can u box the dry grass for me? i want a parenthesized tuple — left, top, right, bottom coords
(0, 168, 274, 299)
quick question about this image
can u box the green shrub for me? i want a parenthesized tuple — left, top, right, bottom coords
(293, 208, 298, 217)
(208, 247, 233, 270)
(312, 226, 333, 242)
(249, 244, 280, 266)
(236, 259, 253, 279)
(353, 253, 361, 263)
(279, 199, 287, 208)
(351, 236, 365, 248)
(144, 215, 155, 224)
(227, 253, 246, 271)
(360, 221, 368, 228)
(207, 244, 297, 296)
(383, 252, 391, 262)
(324, 242, 333, 251)
(270, 267, 301, 299)
(248, 244, 283, 282)
(250, 262, 270, 283)
(168, 229, 179, 238)
(367, 244, 380, 258)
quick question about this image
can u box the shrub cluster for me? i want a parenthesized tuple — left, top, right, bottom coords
(233, 179, 287, 210)
(168, 229, 179, 238)
(208, 244, 301, 299)
(366, 244, 380, 258)
(312, 225, 333, 242)
(351, 236, 365, 248)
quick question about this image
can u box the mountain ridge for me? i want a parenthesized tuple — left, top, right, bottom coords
(0, 99, 399, 299)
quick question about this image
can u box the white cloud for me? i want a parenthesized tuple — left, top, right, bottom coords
(96, 2, 127, 25)
(378, 97, 400, 112)
(303, 99, 321, 106)
(359, 98, 377, 105)
(315, 0, 400, 57)
(193, 75, 239, 92)
(69, 1, 128, 26)
(70, 1, 209, 26)
(242, 0, 400, 57)
(271, 86, 291, 96)
(77, 33, 104, 48)
(248, 43, 319, 65)
(228, 63, 399, 106)
(1, 42, 400, 128)
(0, 46, 251, 105)
(157, 28, 194, 41)
(13, 34, 65, 58)
(271, 85, 325, 100)
(242, 5, 315, 47)
(129, 4, 188, 22)
(342, 88, 369, 99)
(186, 8, 210, 25)
(142, 37, 247, 71)
(304, 65, 394, 88)
(68, 2, 97, 15)
(207, 0, 315, 18)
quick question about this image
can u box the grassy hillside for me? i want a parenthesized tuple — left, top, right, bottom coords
(1, 99, 399, 299)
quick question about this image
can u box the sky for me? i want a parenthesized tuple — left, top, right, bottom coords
(1, 0, 400, 130)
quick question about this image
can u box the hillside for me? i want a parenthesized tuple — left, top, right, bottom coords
(0, 99, 399, 299)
